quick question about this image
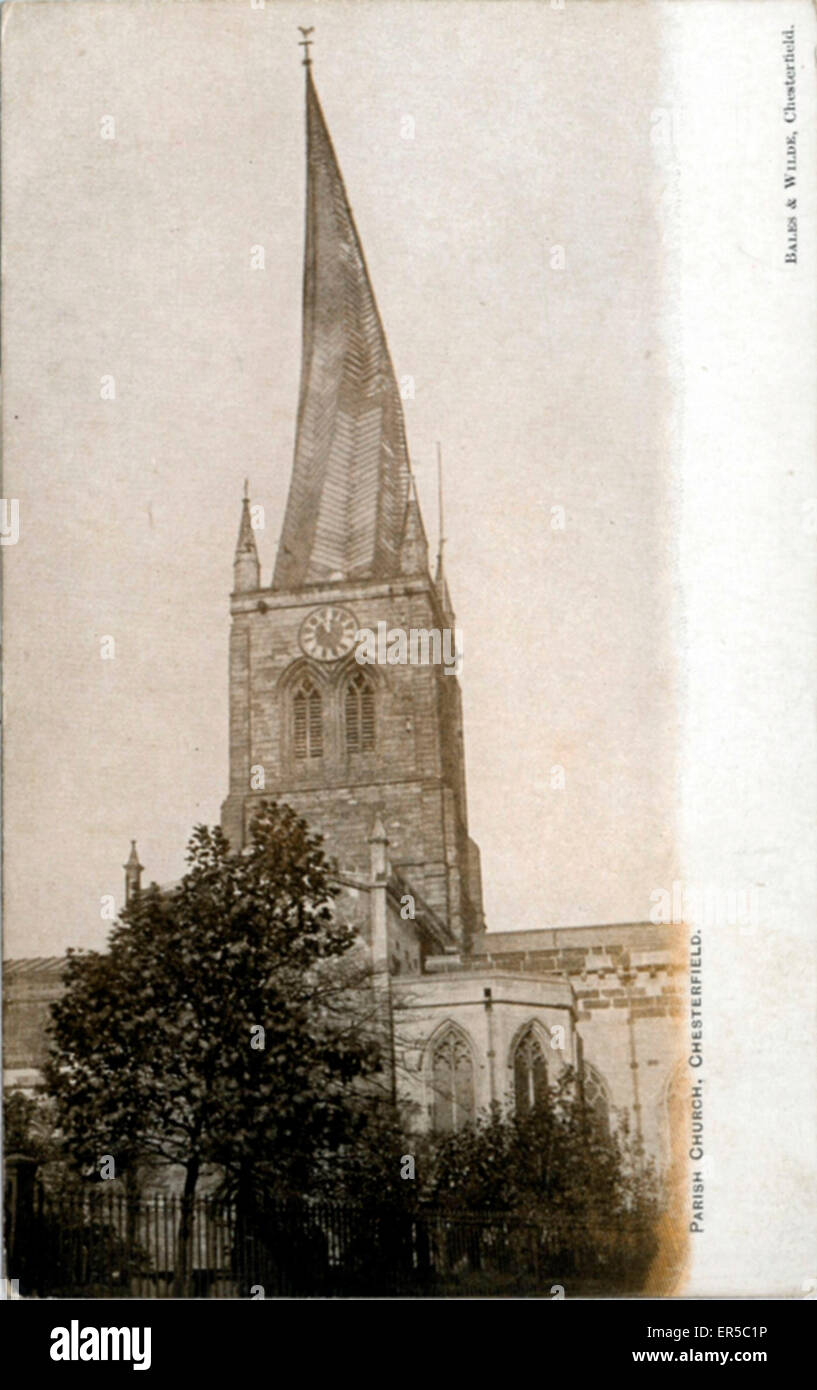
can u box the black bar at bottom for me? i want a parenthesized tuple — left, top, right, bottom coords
(1, 1294, 808, 1379)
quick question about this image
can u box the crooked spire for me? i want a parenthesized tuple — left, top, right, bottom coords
(234, 482, 260, 593)
(272, 66, 414, 590)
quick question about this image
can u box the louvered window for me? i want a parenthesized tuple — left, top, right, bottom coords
(293, 678, 323, 760)
(345, 671, 375, 753)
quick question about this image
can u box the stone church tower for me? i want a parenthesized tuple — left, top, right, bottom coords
(3, 60, 683, 1187)
(220, 65, 484, 949)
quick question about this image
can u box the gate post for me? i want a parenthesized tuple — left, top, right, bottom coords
(3, 1152, 40, 1292)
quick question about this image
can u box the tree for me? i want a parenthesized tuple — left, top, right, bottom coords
(421, 1071, 660, 1289)
(4, 1088, 58, 1164)
(2, 1087, 83, 1200)
(46, 801, 383, 1290)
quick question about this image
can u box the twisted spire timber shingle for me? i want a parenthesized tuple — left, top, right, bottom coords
(272, 69, 414, 590)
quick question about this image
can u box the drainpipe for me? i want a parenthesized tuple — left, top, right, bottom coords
(620, 958, 644, 1158)
(369, 816, 397, 1104)
(484, 986, 497, 1108)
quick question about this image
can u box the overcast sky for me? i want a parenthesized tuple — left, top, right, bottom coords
(3, 0, 679, 955)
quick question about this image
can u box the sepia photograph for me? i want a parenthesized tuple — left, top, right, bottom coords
(1, 0, 815, 1329)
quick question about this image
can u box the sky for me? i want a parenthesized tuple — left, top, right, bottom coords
(2, 0, 679, 955)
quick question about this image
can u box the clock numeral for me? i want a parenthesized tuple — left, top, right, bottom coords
(299, 605, 358, 662)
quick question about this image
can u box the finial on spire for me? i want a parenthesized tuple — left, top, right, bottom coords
(435, 441, 446, 582)
(123, 840, 144, 905)
(298, 26, 314, 69)
(399, 470, 429, 576)
(234, 486, 260, 593)
(433, 442, 454, 618)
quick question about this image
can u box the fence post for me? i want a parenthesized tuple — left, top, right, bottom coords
(3, 1152, 40, 1290)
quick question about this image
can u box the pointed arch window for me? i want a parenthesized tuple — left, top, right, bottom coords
(513, 1028, 548, 1117)
(582, 1063, 610, 1134)
(293, 676, 323, 760)
(345, 670, 375, 754)
(431, 1028, 475, 1134)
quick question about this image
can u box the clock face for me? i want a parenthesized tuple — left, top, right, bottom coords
(299, 605, 359, 662)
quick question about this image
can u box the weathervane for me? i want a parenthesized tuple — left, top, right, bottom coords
(298, 26, 314, 69)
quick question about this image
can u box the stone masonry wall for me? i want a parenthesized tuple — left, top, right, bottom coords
(221, 572, 481, 943)
(471, 923, 687, 1164)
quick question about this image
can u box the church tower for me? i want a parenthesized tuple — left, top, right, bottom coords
(221, 59, 483, 948)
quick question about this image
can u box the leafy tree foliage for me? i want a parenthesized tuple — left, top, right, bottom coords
(311, 1069, 658, 1224)
(40, 798, 661, 1291)
(46, 803, 383, 1281)
(425, 1069, 658, 1223)
(4, 1088, 57, 1162)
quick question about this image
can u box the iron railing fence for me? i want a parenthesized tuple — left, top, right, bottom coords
(8, 1187, 657, 1298)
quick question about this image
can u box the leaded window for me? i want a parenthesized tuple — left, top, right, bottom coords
(513, 1028, 548, 1116)
(431, 1029, 475, 1133)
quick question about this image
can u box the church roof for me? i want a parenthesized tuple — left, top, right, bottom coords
(3, 957, 67, 978)
(272, 68, 415, 590)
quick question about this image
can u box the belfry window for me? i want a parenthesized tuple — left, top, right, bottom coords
(293, 677, 323, 760)
(345, 671, 375, 753)
(513, 1028, 548, 1117)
